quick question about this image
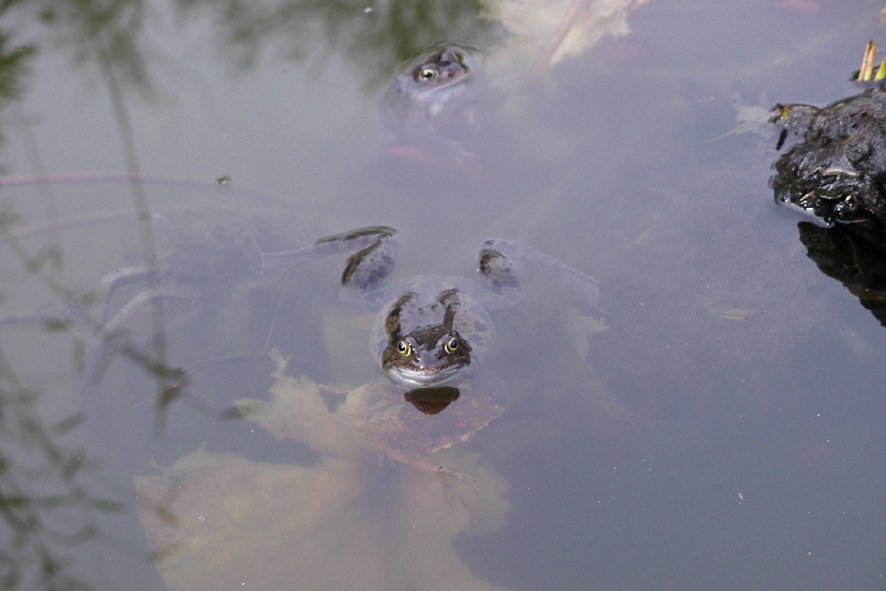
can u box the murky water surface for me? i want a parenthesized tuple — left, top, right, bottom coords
(0, 1, 884, 589)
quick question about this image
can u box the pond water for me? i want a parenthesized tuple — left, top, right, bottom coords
(1, 0, 885, 589)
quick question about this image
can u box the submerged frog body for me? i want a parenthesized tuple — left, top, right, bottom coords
(262, 226, 600, 391)
(382, 46, 478, 149)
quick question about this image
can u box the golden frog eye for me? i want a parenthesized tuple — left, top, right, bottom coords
(444, 337, 459, 355)
(397, 339, 412, 358)
(419, 66, 438, 81)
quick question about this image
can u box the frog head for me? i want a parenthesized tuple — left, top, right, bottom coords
(409, 49, 470, 92)
(377, 290, 475, 388)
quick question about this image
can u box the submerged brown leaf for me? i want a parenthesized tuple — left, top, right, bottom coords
(135, 352, 509, 591)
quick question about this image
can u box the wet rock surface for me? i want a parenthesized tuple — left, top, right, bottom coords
(771, 85, 886, 325)
(771, 88, 886, 228)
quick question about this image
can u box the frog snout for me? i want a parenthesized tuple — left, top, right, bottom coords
(417, 350, 443, 369)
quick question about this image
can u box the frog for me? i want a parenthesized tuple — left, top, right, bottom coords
(381, 45, 480, 153)
(262, 226, 600, 390)
(262, 225, 600, 391)
(260, 226, 600, 470)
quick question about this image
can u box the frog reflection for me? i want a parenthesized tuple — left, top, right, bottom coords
(404, 385, 460, 415)
(262, 226, 601, 395)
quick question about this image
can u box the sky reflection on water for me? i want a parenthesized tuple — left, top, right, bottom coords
(0, 0, 884, 589)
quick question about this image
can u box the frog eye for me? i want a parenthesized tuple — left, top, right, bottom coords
(419, 67, 439, 81)
(397, 340, 412, 358)
(444, 337, 460, 355)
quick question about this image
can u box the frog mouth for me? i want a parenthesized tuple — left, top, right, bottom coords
(385, 362, 467, 388)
